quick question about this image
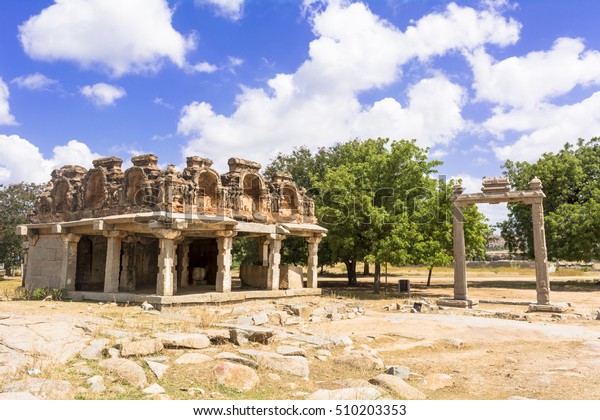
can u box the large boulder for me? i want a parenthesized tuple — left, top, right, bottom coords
(120, 339, 163, 357)
(240, 350, 309, 378)
(155, 333, 210, 349)
(99, 358, 148, 389)
(213, 362, 260, 391)
(369, 374, 425, 400)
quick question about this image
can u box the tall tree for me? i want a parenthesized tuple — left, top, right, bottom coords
(313, 138, 439, 287)
(0, 183, 45, 274)
(500, 138, 600, 261)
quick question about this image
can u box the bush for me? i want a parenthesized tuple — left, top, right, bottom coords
(11, 286, 68, 301)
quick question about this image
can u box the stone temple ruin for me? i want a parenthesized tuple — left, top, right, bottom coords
(17, 155, 326, 306)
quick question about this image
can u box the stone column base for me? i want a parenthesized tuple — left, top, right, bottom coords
(528, 303, 569, 313)
(437, 298, 479, 308)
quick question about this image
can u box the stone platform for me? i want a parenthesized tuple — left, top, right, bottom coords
(69, 287, 321, 309)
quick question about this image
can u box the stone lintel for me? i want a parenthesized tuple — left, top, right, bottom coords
(454, 191, 545, 207)
(528, 303, 569, 313)
(436, 298, 479, 308)
(93, 220, 105, 231)
(50, 224, 62, 234)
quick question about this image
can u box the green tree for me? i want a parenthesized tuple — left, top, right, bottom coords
(313, 138, 439, 288)
(0, 183, 45, 274)
(500, 138, 600, 261)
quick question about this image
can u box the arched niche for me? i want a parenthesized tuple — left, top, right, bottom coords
(241, 173, 262, 213)
(196, 171, 219, 214)
(53, 180, 70, 213)
(84, 170, 106, 209)
(124, 168, 146, 207)
(280, 184, 300, 217)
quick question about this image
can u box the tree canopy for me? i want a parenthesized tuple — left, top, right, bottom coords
(0, 183, 45, 271)
(266, 138, 491, 287)
(500, 138, 600, 261)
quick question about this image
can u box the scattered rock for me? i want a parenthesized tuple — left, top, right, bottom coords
(252, 312, 269, 326)
(155, 333, 210, 349)
(386, 366, 410, 380)
(146, 360, 169, 379)
(240, 350, 310, 378)
(141, 301, 154, 311)
(315, 355, 327, 361)
(308, 387, 381, 400)
(438, 338, 464, 348)
(175, 353, 214, 365)
(99, 358, 148, 389)
(369, 374, 425, 400)
(291, 334, 335, 348)
(267, 373, 282, 381)
(277, 345, 306, 357)
(223, 324, 274, 345)
(3, 378, 73, 400)
(288, 304, 313, 319)
(143, 383, 166, 395)
(213, 362, 260, 391)
(334, 351, 384, 370)
(204, 329, 231, 345)
(215, 352, 258, 369)
(267, 311, 289, 326)
(317, 349, 332, 357)
(0, 392, 38, 400)
(87, 375, 106, 393)
(418, 373, 454, 391)
(107, 348, 120, 358)
(80, 338, 110, 360)
(120, 339, 163, 357)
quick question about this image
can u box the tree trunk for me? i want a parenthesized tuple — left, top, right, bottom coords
(319, 265, 324, 275)
(345, 260, 357, 286)
(426, 265, 433, 288)
(373, 262, 381, 294)
(363, 261, 370, 276)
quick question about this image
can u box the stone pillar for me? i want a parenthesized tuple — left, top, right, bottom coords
(216, 231, 235, 293)
(532, 199, 551, 305)
(157, 238, 176, 296)
(452, 203, 468, 301)
(257, 236, 269, 266)
(266, 234, 284, 290)
(306, 236, 322, 288)
(178, 241, 190, 289)
(60, 233, 81, 291)
(104, 233, 122, 293)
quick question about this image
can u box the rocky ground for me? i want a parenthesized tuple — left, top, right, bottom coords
(1, 281, 600, 400)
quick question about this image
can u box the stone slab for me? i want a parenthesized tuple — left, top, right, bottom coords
(528, 303, 569, 313)
(436, 298, 479, 308)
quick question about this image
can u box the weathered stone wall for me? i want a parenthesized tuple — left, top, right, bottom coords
(25, 235, 67, 289)
(241, 264, 304, 290)
(31, 155, 317, 225)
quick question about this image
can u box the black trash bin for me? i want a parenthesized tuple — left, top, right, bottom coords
(398, 279, 410, 297)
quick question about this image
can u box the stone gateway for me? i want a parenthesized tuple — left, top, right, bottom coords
(17, 155, 326, 305)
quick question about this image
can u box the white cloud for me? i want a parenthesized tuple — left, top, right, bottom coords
(195, 0, 244, 21)
(19, 0, 195, 77)
(468, 38, 600, 108)
(491, 92, 600, 161)
(0, 136, 100, 184)
(178, 1, 519, 169)
(0, 78, 17, 125)
(153, 97, 174, 109)
(467, 37, 600, 162)
(80, 83, 126, 106)
(188, 61, 219, 73)
(11, 72, 59, 91)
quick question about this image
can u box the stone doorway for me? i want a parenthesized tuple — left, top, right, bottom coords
(186, 238, 218, 287)
(75, 235, 107, 291)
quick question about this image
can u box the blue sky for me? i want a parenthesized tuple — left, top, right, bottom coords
(1, 0, 600, 225)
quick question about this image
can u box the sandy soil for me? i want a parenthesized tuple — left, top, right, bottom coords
(1, 272, 600, 400)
